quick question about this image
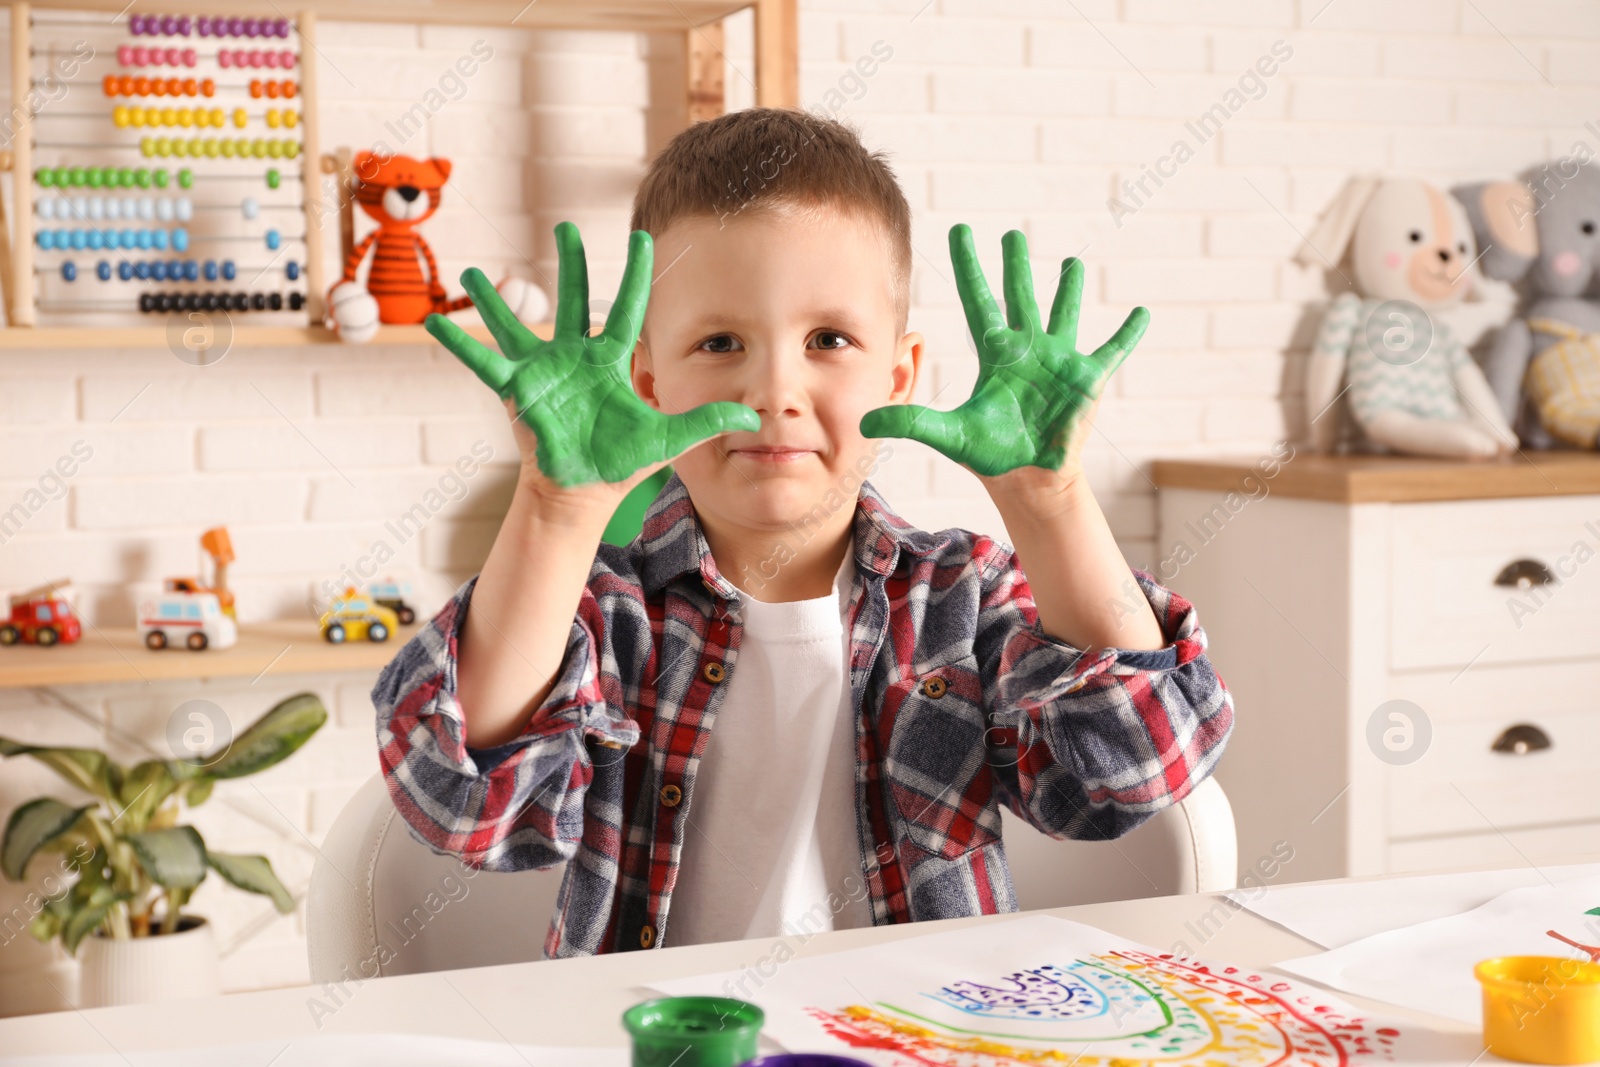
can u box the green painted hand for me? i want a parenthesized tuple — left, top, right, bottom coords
(425, 222, 760, 487)
(861, 225, 1149, 477)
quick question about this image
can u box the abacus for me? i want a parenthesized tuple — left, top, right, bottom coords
(2, 3, 328, 327)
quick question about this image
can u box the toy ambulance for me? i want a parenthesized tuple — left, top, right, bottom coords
(138, 587, 238, 651)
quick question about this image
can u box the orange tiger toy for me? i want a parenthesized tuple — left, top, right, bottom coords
(326, 151, 546, 343)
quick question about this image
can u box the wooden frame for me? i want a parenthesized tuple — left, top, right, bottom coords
(0, 0, 798, 345)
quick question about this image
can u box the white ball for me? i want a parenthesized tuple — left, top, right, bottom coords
(137, 197, 154, 221)
(241, 197, 258, 220)
(71, 196, 89, 221)
(104, 198, 121, 221)
(176, 197, 193, 222)
(87, 196, 105, 220)
(35, 198, 54, 219)
(156, 198, 174, 222)
(328, 281, 380, 344)
(495, 276, 550, 325)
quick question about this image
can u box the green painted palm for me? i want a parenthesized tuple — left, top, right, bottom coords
(862, 225, 1149, 476)
(425, 222, 759, 487)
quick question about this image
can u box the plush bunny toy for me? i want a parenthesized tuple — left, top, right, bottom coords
(1298, 176, 1517, 457)
(1455, 165, 1600, 448)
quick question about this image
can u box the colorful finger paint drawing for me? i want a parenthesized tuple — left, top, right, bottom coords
(648, 915, 1470, 1067)
(808, 950, 1401, 1067)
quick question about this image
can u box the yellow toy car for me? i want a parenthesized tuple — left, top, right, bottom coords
(318, 587, 399, 644)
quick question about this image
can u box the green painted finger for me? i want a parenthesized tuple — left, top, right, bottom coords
(552, 220, 591, 339)
(605, 230, 653, 348)
(860, 403, 971, 457)
(949, 224, 1003, 357)
(657, 401, 762, 463)
(1000, 230, 1039, 333)
(1047, 257, 1084, 343)
(459, 267, 528, 357)
(1090, 306, 1150, 377)
(425, 312, 511, 394)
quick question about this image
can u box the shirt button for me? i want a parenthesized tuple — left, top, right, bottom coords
(702, 662, 726, 684)
(660, 783, 682, 808)
(640, 924, 656, 948)
(921, 677, 948, 699)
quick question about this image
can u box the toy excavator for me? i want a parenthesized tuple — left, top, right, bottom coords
(165, 527, 236, 618)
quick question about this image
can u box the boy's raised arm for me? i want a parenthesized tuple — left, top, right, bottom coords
(425, 222, 758, 749)
(861, 224, 1161, 654)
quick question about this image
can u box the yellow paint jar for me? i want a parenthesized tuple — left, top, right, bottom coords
(1477, 956, 1600, 1065)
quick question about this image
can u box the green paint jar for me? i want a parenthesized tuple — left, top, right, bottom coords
(622, 996, 764, 1067)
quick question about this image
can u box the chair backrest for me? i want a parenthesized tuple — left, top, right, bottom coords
(1000, 775, 1238, 909)
(308, 774, 1235, 983)
(306, 773, 564, 984)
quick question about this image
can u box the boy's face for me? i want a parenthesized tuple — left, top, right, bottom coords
(632, 205, 922, 539)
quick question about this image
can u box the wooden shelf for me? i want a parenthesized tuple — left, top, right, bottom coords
(0, 322, 548, 349)
(0, 619, 418, 688)
(1151, 450, 1600, 504)
(9, 0, 753, 29)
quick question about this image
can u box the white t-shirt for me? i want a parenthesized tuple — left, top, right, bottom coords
(665, 550, 873, 946)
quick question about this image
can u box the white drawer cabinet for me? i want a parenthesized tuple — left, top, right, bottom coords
(1153, 453, 1600, 882)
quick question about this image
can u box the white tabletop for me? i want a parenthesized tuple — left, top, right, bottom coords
(0, 877, 1481, 1059)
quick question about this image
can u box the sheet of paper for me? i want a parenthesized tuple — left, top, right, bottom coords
(0, 1034, 628, 1067)
(1228, 862, 1600, 949)
(1277, 873, 1600, 1024)
(649, 913, 1477, 1066)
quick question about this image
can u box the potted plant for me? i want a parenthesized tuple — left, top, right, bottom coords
(0, 692, 326, 1007)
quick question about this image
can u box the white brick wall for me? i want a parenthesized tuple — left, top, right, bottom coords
(0, 0, 1585, 1010)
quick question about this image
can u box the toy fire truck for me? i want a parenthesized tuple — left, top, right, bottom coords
(0, 581, 83, 647)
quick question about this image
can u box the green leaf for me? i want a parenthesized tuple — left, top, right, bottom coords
(27, 909, 61, 942)
(61, 884, 131, 956)
(197, 693, 327, 780)
(207, 851, 294, 913)
(1586, 907, 1600, 916)
(124, 826, 207, 890)
(115, 761, 179, 831)
(183, 777, 216, 808)
(0, 738, 123, 802)
(2, 798, 96, 881)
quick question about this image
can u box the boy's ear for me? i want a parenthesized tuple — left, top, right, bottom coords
(630, 340, 662, 410)
(892, 331, 924, 406)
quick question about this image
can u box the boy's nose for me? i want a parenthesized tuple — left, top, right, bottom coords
(743, 349, 809, 416)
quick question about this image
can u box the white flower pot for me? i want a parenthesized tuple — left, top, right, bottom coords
(78, 916, 221, 1008)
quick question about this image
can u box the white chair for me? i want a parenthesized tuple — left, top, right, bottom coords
(307, 773, 566, 985)
(307, 773, 1236, 983)
(1000, 775, 1238, 909)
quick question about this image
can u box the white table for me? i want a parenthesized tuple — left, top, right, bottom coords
(0, 875, 1481, 1059)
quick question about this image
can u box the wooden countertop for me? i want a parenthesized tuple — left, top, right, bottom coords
(1151, 450, 1600, 503)
(0, 619, 415, 689)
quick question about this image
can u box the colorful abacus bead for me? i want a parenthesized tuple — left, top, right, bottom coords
(97, 261, 112, 281)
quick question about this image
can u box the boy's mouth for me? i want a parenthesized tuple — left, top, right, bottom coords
(728, 445, 815, 464)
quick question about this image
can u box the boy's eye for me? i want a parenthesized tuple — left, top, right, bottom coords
(697, 334, 743, 354)
(809, 331, 853, 351)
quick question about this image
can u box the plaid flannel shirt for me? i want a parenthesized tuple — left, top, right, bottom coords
(374, 473, 1232, 959)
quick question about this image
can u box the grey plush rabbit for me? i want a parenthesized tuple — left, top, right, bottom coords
(1456, 164, 1600, 448)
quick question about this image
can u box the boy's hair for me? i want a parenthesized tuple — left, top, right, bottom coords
(631, 108, 912, 326)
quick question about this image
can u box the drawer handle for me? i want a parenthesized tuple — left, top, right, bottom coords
(1494, 559, 1555, 590)
(1491, 723, 1551, 755)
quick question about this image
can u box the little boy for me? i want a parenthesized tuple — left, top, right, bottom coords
(373, 109, 1232, 958)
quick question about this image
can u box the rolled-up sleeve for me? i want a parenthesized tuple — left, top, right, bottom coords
(372, 574, 640, 872)
(977, 558, 1233, 842)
